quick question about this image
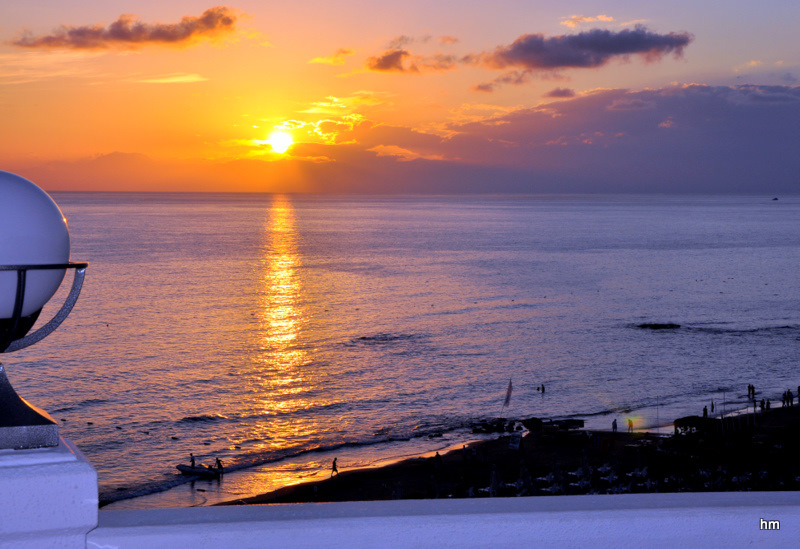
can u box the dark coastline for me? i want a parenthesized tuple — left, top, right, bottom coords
(218, 406, 800, 506)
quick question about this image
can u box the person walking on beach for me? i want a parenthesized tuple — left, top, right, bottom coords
(627, 419, 633, 432)
(215, 458, 224, 474)
(703, 406, 708, 418)
(331, 457, 339, 477)
(612, 419, 617, 433)
(190, 453, 195, 468)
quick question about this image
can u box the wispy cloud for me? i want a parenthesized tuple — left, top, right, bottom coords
(560, 14, 614, 28)
(545, 87, 576, 98)
(135, 73, 209, 84)
(471, 70, 533, 93)
(300, 92, 389, 114)
(620, 19, 650, 27)
(10, 6, 238, 50)
(310, 48, 354, 65)
(0, 51, 99, 84)
(368, 144, 444, 161)
(734, 60, 764, 73)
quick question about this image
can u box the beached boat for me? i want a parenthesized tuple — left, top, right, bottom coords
(176, 464, 221, 478)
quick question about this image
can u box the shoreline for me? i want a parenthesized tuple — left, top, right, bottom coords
(218, 405, 800, 506)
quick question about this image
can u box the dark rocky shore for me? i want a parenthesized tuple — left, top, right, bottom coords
(219, 406, 800, 506)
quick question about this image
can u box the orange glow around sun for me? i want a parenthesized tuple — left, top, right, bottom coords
(267, 131, 293, 154)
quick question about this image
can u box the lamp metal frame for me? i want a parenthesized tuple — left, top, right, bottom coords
(0, 262, 88, 353)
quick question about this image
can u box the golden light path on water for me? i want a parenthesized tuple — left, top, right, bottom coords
(253, 196, 308, 411)
(238, 196, 332, 494)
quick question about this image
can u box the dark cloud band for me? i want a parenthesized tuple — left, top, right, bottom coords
(478, 26, 693, 70)
(12, 6, 237, 50)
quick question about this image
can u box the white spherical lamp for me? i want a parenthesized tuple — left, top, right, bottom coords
(0, 171, 69, 318)
(0, 171, 87, 449)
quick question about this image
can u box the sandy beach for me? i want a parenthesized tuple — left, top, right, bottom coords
(218, 406, 800, 506)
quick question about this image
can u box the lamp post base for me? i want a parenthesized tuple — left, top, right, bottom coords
(0, 364, 58, 450)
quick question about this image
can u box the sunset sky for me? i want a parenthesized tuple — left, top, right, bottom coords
(1, 1, 798, 193)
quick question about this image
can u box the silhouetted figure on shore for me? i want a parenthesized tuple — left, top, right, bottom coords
(766, 399, 771, 410)
(215, 458, 223, 474)
(760, 399, 765, 412)
(711, 401, 714, 413)
(331, 457, 339, 477)
(190, 453, 195, 468)
(627, 419, 633, 432)
(789, 390, 794, 407)
(612, 419, 617, 432)
(703, 406, 708, 418)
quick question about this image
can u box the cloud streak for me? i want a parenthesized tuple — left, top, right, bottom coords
(475, 26, 693, 71)
(11, 6, 237, 50)
(366, 49, 457, 73)
(135, 73, 208, 84)
(560, 14, 614, 28)
(310, 48, 354, 65)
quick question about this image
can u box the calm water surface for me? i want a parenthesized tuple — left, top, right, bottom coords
(6, 193, 799, 507)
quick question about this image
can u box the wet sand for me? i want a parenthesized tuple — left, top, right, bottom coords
(218, 406, 800, 505)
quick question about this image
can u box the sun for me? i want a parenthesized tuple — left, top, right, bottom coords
(267, 131, 293, 154)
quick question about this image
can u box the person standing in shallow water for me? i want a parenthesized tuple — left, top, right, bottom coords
(331, 457, 339, 477)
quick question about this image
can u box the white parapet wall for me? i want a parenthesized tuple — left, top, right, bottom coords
(0, 437, 97, 549)
(88, 491, 800, 548)
(3, 437, 799, 548)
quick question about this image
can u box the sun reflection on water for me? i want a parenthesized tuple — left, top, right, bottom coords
(248, 196, 312, 423)
(241, 197, 340, 480)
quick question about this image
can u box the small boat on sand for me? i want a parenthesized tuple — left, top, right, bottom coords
(176, 464, 222, 478)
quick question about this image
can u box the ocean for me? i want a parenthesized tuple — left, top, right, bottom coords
(6, 193, 799, 508)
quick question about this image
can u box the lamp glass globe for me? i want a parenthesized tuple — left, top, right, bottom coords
(0, 171, 70, 318)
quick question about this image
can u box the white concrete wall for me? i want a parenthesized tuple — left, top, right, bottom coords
(0, 438, 97, 549)
(88, 492, 800, 548)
